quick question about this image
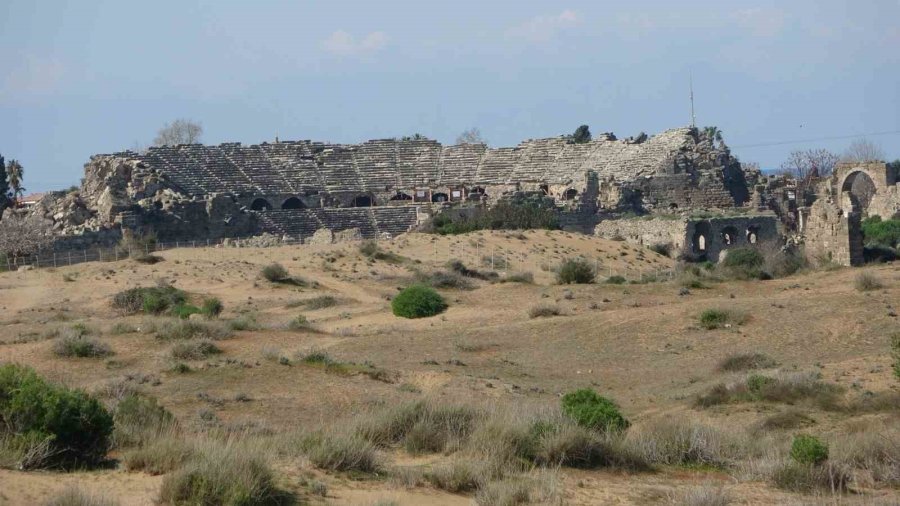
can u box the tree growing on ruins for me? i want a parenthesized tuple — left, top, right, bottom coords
(0, 213, 53, 262)
(400, 133, 428, 141)
(570, 125, 591, 144)
(153, 119, 203, 146)
(703, 126, 723, 144)
(5, 159, 24, 204)
(842, 138, 885, 163)
(456, 127, 487, 145)
(780, 148, 839, 201)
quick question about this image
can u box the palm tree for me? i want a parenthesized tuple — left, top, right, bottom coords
(6, 159, 24, 205)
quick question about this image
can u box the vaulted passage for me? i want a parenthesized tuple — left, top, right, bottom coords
(250, 198, 272, 211)
(563, 188, 578, 200)
(281, 197, 305, 209)
(390, 192, 412, 201)
(692, 221, 711, 255)
(721, 226, 738, 246)
(432, 192, 449, 203)
(353, 195, 374, 207)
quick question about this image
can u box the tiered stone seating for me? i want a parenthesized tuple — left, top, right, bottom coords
(371, 206, 418, 236)
(118, 127, 697, 197)
(254, 207, 418, 239)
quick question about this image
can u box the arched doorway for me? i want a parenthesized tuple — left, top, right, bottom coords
(390, 192, 412, 202)
(250, 198, 272, 211)
(432, 192, 449, 203)
(746, 225, 760, 244)
(563, 188, 578, 200)
(692, 221, 711, 256)
(281, 197, 305, 209)
(721, 226, 739, 246)
(841, 171, 877, 216)
(353, 195, 374, 207)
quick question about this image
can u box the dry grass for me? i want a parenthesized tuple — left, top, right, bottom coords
(695, 372, 843, 409)
(854, 272, 883, 291)
(52, 336, 113, 358)
(299, 432, 381, 473)
(673, 485, 730, 506)
(170, 339, 221, 360)
(717, 352, 777, 372)
(44, 486, 119, 506)
(122, 433, 194, 475)
(528, 304, 561, 318)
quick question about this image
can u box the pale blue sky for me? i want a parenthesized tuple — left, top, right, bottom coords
(2, 0, 899, 192)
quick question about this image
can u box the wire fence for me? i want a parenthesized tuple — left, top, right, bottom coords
(3, 234, 676, 283)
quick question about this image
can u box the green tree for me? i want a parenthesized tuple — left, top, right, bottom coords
(0, 153, 8, 211)
(5, 159, 24, 204)
(703, 126, 723, 143)
(571, 125, 591, 144)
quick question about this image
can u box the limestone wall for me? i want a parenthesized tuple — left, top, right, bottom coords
(594, 217, 688, 250)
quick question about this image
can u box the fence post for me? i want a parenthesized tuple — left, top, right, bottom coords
(68, 251, 72, 266)
(53, 252, 57, 268)
(491, 247, 495, 270)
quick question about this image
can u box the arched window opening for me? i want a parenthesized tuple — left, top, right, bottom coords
(432, 192, 449, 203)
(281, 197, 305, 210)
(250, 198, 272, 211)
(563, 188, 578, 201)
(692, 221, 712, 255)
(746, 225, 760, 244)
(539, 184, 549, 195)
(721, 226, 739, 246)
(390, 192, 412, 201)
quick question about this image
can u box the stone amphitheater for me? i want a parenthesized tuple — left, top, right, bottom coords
(25, 126, 760, 248)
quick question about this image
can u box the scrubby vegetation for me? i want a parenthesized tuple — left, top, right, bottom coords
(556, 258, 595, 284)
(170, 339, 221, 360)
(854, 272, 883, 291)
(561, 389, 629, 432)
(360, 241, 404, 264)
(429, 202, 559, 235)
(44, 487, 119, 506)
(718, 352, 777, 372)
(53, 335, 113, 358)
(699, 308, 747, 330)
(695, 372, 843, 409)
(152, 319, 233, 341)
(391, 285, 448, 318)
(528, 304, 560, 318)
(112, 285, 186, 315)
(0, 364, 113, 469)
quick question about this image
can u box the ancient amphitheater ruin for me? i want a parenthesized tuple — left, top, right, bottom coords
(17, 125, 900, 266)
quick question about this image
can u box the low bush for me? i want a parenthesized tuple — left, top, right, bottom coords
(720, 247, 766, 279)
(695, 372, 843, 409)
(300, 433, 381, 472)
(133, 253, 164, 264)
(391, 285, 448, 319)
(854, 272, 883, 291)
(605, 275, 627, 285)
(109, 322, 138, 335)
(424, 459, 486, 493)
(502, 271, 534, 284)
(113, 394, 176, 448)
(355, 401, 481, 454)
(475, 477, 532, 506)
(528, 304, 560, 318)
(772, 461, 850, 493)
(759, 410, 815, 431)
(0, 364, 113, 469)
(832, 426, 900, 486)
(261, 263, 290, 282)
(627, 418, 734, 468)
(170, 339, 221, 360)
(44, 486, 119, 506)
(302, 295, 338, 310)
(287, 315, 310, 331)
(360, 241, 404, 264)
(154, 319, 233, 341)
(201, 298, 224, 318)
(171, 303, 201, 319)
(861, 216, 900, 249)
(561, 389, 629, 432)
(159, 439, 290, 505)
(699, 309, 746, 330)
(111, 285, 187, 315)
(415, 270, 475, 290)
(674, 486, 730, 506)
(718, 352, 777, 372)
(790, 434, 828, 465)
(556, 258, 594, 284)
(447, 260, 497, 281)
(122, 434, 193, 475)
(52, 336, 113, 358)
(228, 314, 261, 331)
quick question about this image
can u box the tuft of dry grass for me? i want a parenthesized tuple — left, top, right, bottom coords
(695, 372, 843, 409)
(854, 272, 883, 291)
(528, 304, 561, 318)
(299, 432, 381, 473)
(170, 339, 221, 360)
(717, 352, 777, 372)
(673, 485, 730, 506)
(52, 336, 113, 358)
(627, 417, 738, 469)
(122, 432, 193, 475)
(44, 486, 119, 506)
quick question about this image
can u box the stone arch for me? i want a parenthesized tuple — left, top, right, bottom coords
(353, 195, 374, 207)
(390, 192, 412, 201)
(721, 226, 739, 246)
(431, 192, 449, 203)
(250, 198, 272, 211)
(563, 188, 578, 200)
(281, 197, 305, 209)
(840, 170, 877, 215)
(746, 225, 760, 244)
(692, 221, 712, 255)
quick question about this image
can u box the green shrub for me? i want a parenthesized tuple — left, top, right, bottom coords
(791, 434, 828, 465)
(170, 339, 221, 360)
(0, 364, 113, 469)
(862, 216, 900, 249)
(502, 271, 534, 284)
(200, 298, 224, 318)
(112, 285, 186, 315)
(302, 296, 337, 310)
(154, 320, 233, 341)
(261, 263, 290, 282)
(721, 247, 767, 279)
(699, 309, 746, 330)
(287, 315, 310, 331)
(391, 285, 448, 319)
(560, 389, 629, 432)
(556, 258, 594, 284)
(52, 336, 113, 358)
(605, 275, 627, 285)
(171, 303, 201, 319)
(430, 201, 559, 235)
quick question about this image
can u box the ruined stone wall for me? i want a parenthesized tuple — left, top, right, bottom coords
(802, 200, 862, 266)
(594, 217, 688, 250)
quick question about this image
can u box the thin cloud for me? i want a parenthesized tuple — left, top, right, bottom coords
(321, 30, 388, 56)
(732, 8, 787, 38)
(506, 9, 580, 43)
